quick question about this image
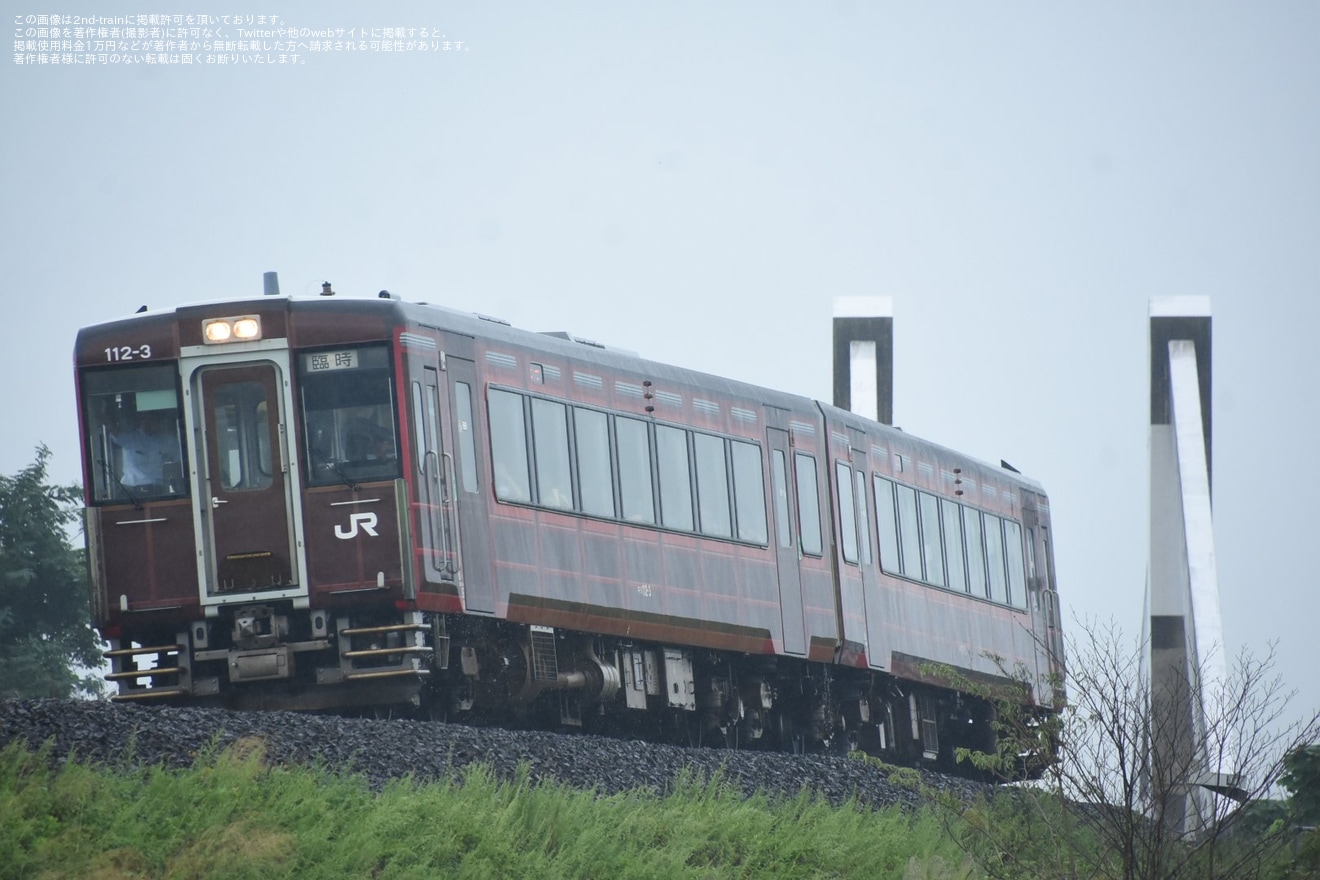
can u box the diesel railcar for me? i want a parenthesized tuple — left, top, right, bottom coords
(75, 288, 1064, 764)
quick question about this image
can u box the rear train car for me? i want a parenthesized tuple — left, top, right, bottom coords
(75, 291, 1063, 765)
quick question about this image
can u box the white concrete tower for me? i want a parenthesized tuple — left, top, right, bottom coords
(1147, 296, 1238, 835)
(832, 297, 893, 422)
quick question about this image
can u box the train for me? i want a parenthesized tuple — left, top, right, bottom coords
(74, 284, 1064, 766)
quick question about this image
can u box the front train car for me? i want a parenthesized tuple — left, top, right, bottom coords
(75, 296, 430, 710)
(74, 289, 1065, 772)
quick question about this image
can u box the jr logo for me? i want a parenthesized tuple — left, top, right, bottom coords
(335, 512, 379, 540)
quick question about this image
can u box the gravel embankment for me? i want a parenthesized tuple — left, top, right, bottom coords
(1, 698, 987, 809)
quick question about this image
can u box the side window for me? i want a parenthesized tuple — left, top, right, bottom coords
(941, 499, 968, 593)
(731, 441, 767, 544)
(896, 483, 921, 580)
(531, 398, 573, 510)
(574, 407, 614, 517)
(656, 425, 694, 531)
(771, 450, 792, 549)
(919, 491, 944, 587)
(616, 416, 655, 524)
(694, 433, 732, 538)
(1004, 519, 1027, 608)
(984, 512, 1008, 603)
(794, 452, 823, 556)
(488, 388, 531, 503)
(455, 382, 478, 493)
(964, 507, 988, 598)
(836, 461, 859, 564)
(874, 476, 901, 575)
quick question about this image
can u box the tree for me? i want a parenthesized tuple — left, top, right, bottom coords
(0, 446, 103, 698)
(931, 619, 1320, 880)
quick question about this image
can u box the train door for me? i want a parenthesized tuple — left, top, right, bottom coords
(444, 349, 496, 614)
(848, 443, 885, 671)
(1036, 522, 1065, 694)
(766, 421, 806, 656)
(412, 366, 460, 587)
(184, 353, 307, 605)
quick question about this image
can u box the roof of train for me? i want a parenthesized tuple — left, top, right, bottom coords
(77, 293, 1046, 496)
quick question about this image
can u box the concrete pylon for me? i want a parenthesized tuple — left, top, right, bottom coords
(1147, 296, 1239, 835)
(832, 297, 892, 423)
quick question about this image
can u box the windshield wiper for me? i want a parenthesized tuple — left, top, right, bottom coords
(322, 460, 359, 492)
(97, 458, 143, 510)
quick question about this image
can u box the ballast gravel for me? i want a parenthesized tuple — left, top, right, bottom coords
(0, 698, 987, 809)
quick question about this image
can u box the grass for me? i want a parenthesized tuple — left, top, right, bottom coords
(0, 738, 978, 879)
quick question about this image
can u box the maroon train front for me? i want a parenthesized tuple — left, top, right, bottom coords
(74, 288, 1064, 765)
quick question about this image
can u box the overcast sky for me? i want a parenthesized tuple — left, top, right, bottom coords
(3, 2, 1317, 725)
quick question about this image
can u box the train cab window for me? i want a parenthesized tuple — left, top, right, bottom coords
(1004, 519, 1027, 608)
(455, 382, 479, 493)
(794, 452, 823, 557)
(488, 389, 532, 503)
(896, 484, 921, 580)
(771, 450, 792, 549)
(918, 492, 944, 587)
(574, 407, 615, 518)
(299, 346, 399, 487)
(616, 416, 656, 524)
(81, 364, 186, 503)
(873, 476, 900, 575)
(941, 498, 968, 593)
(531, 398, 573, 510)
(983, 512, 1008, 604)
(656, 425, 694, 531)
(835, 461, 859, 564)
(694, 432, 732, 538)
(731, 440, 767, 544)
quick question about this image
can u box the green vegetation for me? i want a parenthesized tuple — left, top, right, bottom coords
(0, 740, 976, 880)
(0, 446, 102, 699)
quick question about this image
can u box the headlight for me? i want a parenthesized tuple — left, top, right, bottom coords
(202, 315, 262, 344)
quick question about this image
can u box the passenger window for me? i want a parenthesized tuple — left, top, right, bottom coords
(574, 407, 614, 517)
(616, 416, 655, 524)
(656, 425, 694, 531)
(874, 476, 901, 575)
(963, 507, 988, 598)
(732, 441, 768, 544)
(488, 389, 531, 503)
(694, 433, 732, 538)
(794, 452, 823, 556)
(984, 512, 1008, 603)
(896, 484, 921, 580)
(836, 461, 859, 564)
(941, 499, 967, 593)
(532, 398, 573, 510)
(919, 492, 944, 587)
(771, 450, 792, 549)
